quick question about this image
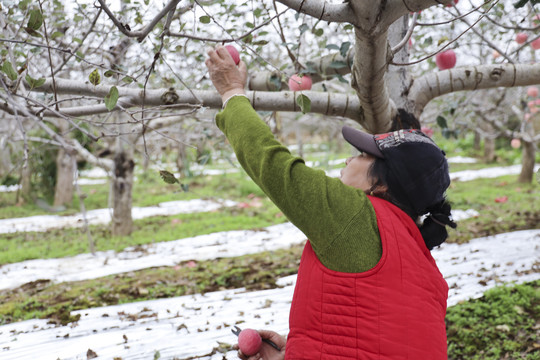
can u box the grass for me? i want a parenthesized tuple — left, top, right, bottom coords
(446, 280, 540, 360)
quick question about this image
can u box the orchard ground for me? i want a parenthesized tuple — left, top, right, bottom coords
(0, 136, 539, 360)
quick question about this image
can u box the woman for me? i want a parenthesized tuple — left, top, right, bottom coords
(205, 46, 456, 360)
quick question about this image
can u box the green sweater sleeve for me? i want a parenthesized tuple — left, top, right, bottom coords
(215, 96, 382, 273)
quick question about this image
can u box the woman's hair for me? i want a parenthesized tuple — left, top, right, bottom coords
(367, 158, 456, 250)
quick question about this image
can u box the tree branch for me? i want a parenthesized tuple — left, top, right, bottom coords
(96, 0, 186, 42)
(275, 0, 356, 24)
(24, 77, 362, 120)
(410, 63, 540, 115)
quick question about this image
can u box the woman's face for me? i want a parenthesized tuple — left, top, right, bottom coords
(340, 153, 376, 191)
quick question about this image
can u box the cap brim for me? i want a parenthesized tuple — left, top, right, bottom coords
(342, 126, 384, 158)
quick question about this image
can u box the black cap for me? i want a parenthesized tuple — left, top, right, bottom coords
(342, 126, 450, 215)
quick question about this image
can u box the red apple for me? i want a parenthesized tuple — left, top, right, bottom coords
(516, 33, 528, 44)
(531, 38, 540, 50)
(511, 138, 521, 149)
(527, 86, 539, 98)
(445, 0, 458, 7)
(288, 74, 312, 91)
(238, 329, 262, 356)
(435, 49, 456, 70)
(225, 45, 240, 65)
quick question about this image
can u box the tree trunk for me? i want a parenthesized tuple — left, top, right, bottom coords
(518, 140, 535, 183)
(112, 150, 134, 236)
(473, 131, 481, 152)
(484, 137, 496, 162)
(385, 16, 412, 113)
(53, 147, 75, 207)
(18, 162, 32, 205)
(0, 137, 12, 178)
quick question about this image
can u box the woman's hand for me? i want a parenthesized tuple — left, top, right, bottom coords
(205, 46, 248, 103)
(234, 329, 286, 360)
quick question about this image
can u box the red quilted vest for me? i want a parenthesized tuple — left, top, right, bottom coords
(285, 196, 448, 359)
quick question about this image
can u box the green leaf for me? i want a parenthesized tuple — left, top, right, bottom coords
(25, 74, 45, 89)
(89, 69, 100, 86)
(296, 94, 311, 114)
(340, 41, 351, 58)
(51, 31, 64, 39)
(312, 28, 323, 37)
(199, 15, 210, 24)
(27, 9, 43, 31)
(2, 61, 18, 81)
(436, 115, 448, 129)
(159, 170, 178, 184)
(326, 44, 340, 50)
(104, 86, 119, 111)
(104, 70, 115, 78)
(122, 76, 134, 84)
(19, 0, 32, 11)
(24, 27, 41, 37)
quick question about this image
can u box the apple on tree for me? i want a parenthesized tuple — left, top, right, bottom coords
(288, 74, 312, 91)
(515, 33, 528, 44)
(225, 45, 240, 65)
(527, 86, 539, 98)
(531, 38, 540, 51)
(435, 49, 457, 70)
(445, 0, 458, 7)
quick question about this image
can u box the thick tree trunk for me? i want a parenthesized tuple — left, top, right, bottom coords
(112, 150, 134, 236)
(518, 140, 535, 183)
(385, 16, 412, 113)
(53, 148, 75, 207)
(473, 131, 482, 152)
(0, 137, 12, 178)
(484, 137, 496, 162)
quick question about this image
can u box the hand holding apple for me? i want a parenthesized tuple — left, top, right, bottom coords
(205, 46, 247, 102)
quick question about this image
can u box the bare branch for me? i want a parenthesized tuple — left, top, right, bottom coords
(96, 0, 186, 42)
(275, 0, 356, 24)
(26, 77, 362, 120)
(410, 63, 540, 115)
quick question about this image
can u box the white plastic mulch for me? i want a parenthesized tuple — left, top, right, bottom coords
(0, 199, 236, 234)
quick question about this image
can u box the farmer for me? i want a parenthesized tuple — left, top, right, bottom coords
(205, 46, 456, 360)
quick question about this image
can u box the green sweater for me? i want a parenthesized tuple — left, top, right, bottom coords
(216, 96, 382, 273)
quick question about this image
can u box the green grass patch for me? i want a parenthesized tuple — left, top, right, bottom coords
(0, 200, 284, 264)
(447, 280, 540, 360)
